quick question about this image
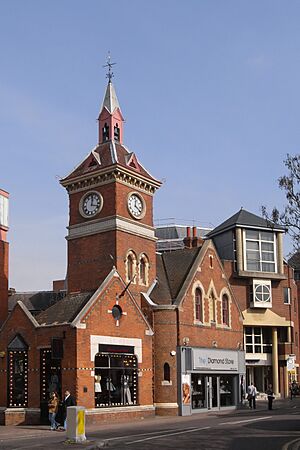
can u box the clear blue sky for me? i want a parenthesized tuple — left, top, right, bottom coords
(1, 0, 299, 290)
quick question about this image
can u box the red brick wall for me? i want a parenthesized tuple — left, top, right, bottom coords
(0, 240, 8, 325)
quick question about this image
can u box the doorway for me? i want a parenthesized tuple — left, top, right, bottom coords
(40, 349, 62, 423)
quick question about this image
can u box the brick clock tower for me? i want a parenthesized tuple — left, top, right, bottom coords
(61, 75, 161, 297)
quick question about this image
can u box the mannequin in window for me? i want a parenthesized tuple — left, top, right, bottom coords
(106, 377, 116, 392)
(95, 375, 102, 403)
(121, 374, 132, 404)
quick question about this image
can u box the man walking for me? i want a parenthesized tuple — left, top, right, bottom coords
(62, 389, 75, 430)
(247, 382, 257, 409)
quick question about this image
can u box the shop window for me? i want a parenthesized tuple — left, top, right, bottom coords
(195, 288, 203, 322)
(40, 349, 62, 422)
(94, 352, 138, 408)
(220, 375, 234, 407)
(222, 294, 230, 326)
(7, 335, 28, 407)
(163, 363, 170, 382)
(126, 251, 137, 283)
(139, 254, 149, 285)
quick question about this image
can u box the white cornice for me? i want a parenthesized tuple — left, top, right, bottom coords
(67, 215, 156, 241)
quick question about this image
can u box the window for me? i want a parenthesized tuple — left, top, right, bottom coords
(139, 254, 149, 286)
(163, 363, 170, 382)
(244, 230, 276, 272)
(126, 251, 137, 283)
(284, 287, 291, 305)
(102, 123, 109, 141)
(114, 124, 120, 141)
(8, 335, 28, 407)
(94, 352, 138, 407)
(222, 294, 230, 326)
(244, 327, 272, 354)
(209, 255, 213, 268)
(251, 280, 272, 308)
(209, 291, 216, 322)
(195, 288, 203, 322)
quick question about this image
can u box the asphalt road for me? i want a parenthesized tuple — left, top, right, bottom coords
(1, 400, 300, 450)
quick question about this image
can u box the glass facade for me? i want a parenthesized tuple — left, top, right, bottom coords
(245, 230, 276, 273)
(191, 373, 236, 410)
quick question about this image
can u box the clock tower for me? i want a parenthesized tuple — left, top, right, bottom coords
(60, 76, 161, 297)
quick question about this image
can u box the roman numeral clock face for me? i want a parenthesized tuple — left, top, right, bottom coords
(80, 191, 103, 218)
(127, 193, 145, 219)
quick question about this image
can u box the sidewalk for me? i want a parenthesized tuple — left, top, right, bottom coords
(1, 398, 299, 449)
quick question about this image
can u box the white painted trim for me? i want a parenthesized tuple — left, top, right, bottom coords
(154, 403, 178, 408)
(141, 292, 157, 307)
(67, 216, 155, 241)
(91, 335, 143, 363)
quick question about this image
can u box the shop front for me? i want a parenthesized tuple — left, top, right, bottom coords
(180, 347, 245, 415)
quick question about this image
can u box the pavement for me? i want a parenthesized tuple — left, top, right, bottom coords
(1, 397, 299, 449)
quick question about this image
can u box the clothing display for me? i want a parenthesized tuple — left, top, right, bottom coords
(121, 374, 132, 404)
(95, 375, 102, 393)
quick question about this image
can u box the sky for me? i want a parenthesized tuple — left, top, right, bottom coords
(1, 0, 300, 291)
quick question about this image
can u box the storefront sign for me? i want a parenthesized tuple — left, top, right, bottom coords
(182, 374, 191, 405)
(193, 348, 239, 372)
(287, 355, 295, 372)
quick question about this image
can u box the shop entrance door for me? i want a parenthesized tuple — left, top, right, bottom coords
(207, 376, 219, 409)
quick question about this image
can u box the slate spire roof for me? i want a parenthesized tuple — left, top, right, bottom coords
(207, 208, 286, 238)
(99, 80, 122, 116)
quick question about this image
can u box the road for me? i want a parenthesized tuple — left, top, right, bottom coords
(1, 400, 300, 449)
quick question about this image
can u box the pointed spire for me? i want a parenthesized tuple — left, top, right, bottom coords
(101, 81, 122, 115)
(98, 54, 124, 145)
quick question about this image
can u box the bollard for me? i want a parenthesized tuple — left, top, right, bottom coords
(66, 406, 86, 443)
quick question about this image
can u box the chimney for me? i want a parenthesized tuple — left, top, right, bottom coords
(192, 226, 204, 248)
(0, 189, 9, 326)
(183, 227, 193, 248)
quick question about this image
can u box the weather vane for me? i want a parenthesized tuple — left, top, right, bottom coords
(103, 52, 116, 82)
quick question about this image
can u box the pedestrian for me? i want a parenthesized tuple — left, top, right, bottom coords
(62, 389, 76, 430)
(266, 384, 275, 410)
(290, 380, 297, 400)
(48, 392, 59, 431)
(247, 382, 257, 409)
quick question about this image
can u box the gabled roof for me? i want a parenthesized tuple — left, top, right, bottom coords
(288, 251, 300, 270)
(207, 208, 285, 238)
(151, 247, 201, 305)
(35, 292, 94, 325)
(61, 141, 160, 185)
(8, 291, 64, 314)
(100, 81, 122, 116)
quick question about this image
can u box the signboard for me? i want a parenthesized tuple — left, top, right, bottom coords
(193, 348, 239, 372)
(287, 355, 295, 372)
(182, 374, 191, 405)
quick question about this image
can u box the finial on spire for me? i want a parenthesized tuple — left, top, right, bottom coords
(103, 52, 116, 83)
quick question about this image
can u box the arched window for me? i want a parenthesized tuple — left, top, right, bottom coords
(114, 124, 120, 141)
(102, 123, 109, 141)
(126, 251, 137, 283)
(163, 362, 170, 382)
(210, 290, 216, 322)
(195, 288, 203, 322)
(139, 254, 149, 285)
(222, 294, 230, 326)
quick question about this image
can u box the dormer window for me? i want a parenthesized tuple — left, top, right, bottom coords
(244, 230, 276, 273)
(102, 123, 109, 141)
(114, 124, 120, 141)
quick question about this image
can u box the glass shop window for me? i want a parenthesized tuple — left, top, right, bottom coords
(94, 353, 138, 408)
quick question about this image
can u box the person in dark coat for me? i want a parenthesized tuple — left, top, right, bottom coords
(62, 389, 76, 430)
(266, 384, 275, 410)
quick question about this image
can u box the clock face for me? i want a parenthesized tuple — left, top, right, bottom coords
(80, 192, 102, 218)
(128, 193, 144, 219)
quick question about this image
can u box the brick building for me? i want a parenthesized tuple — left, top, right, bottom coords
(3, 77, 287, 425)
